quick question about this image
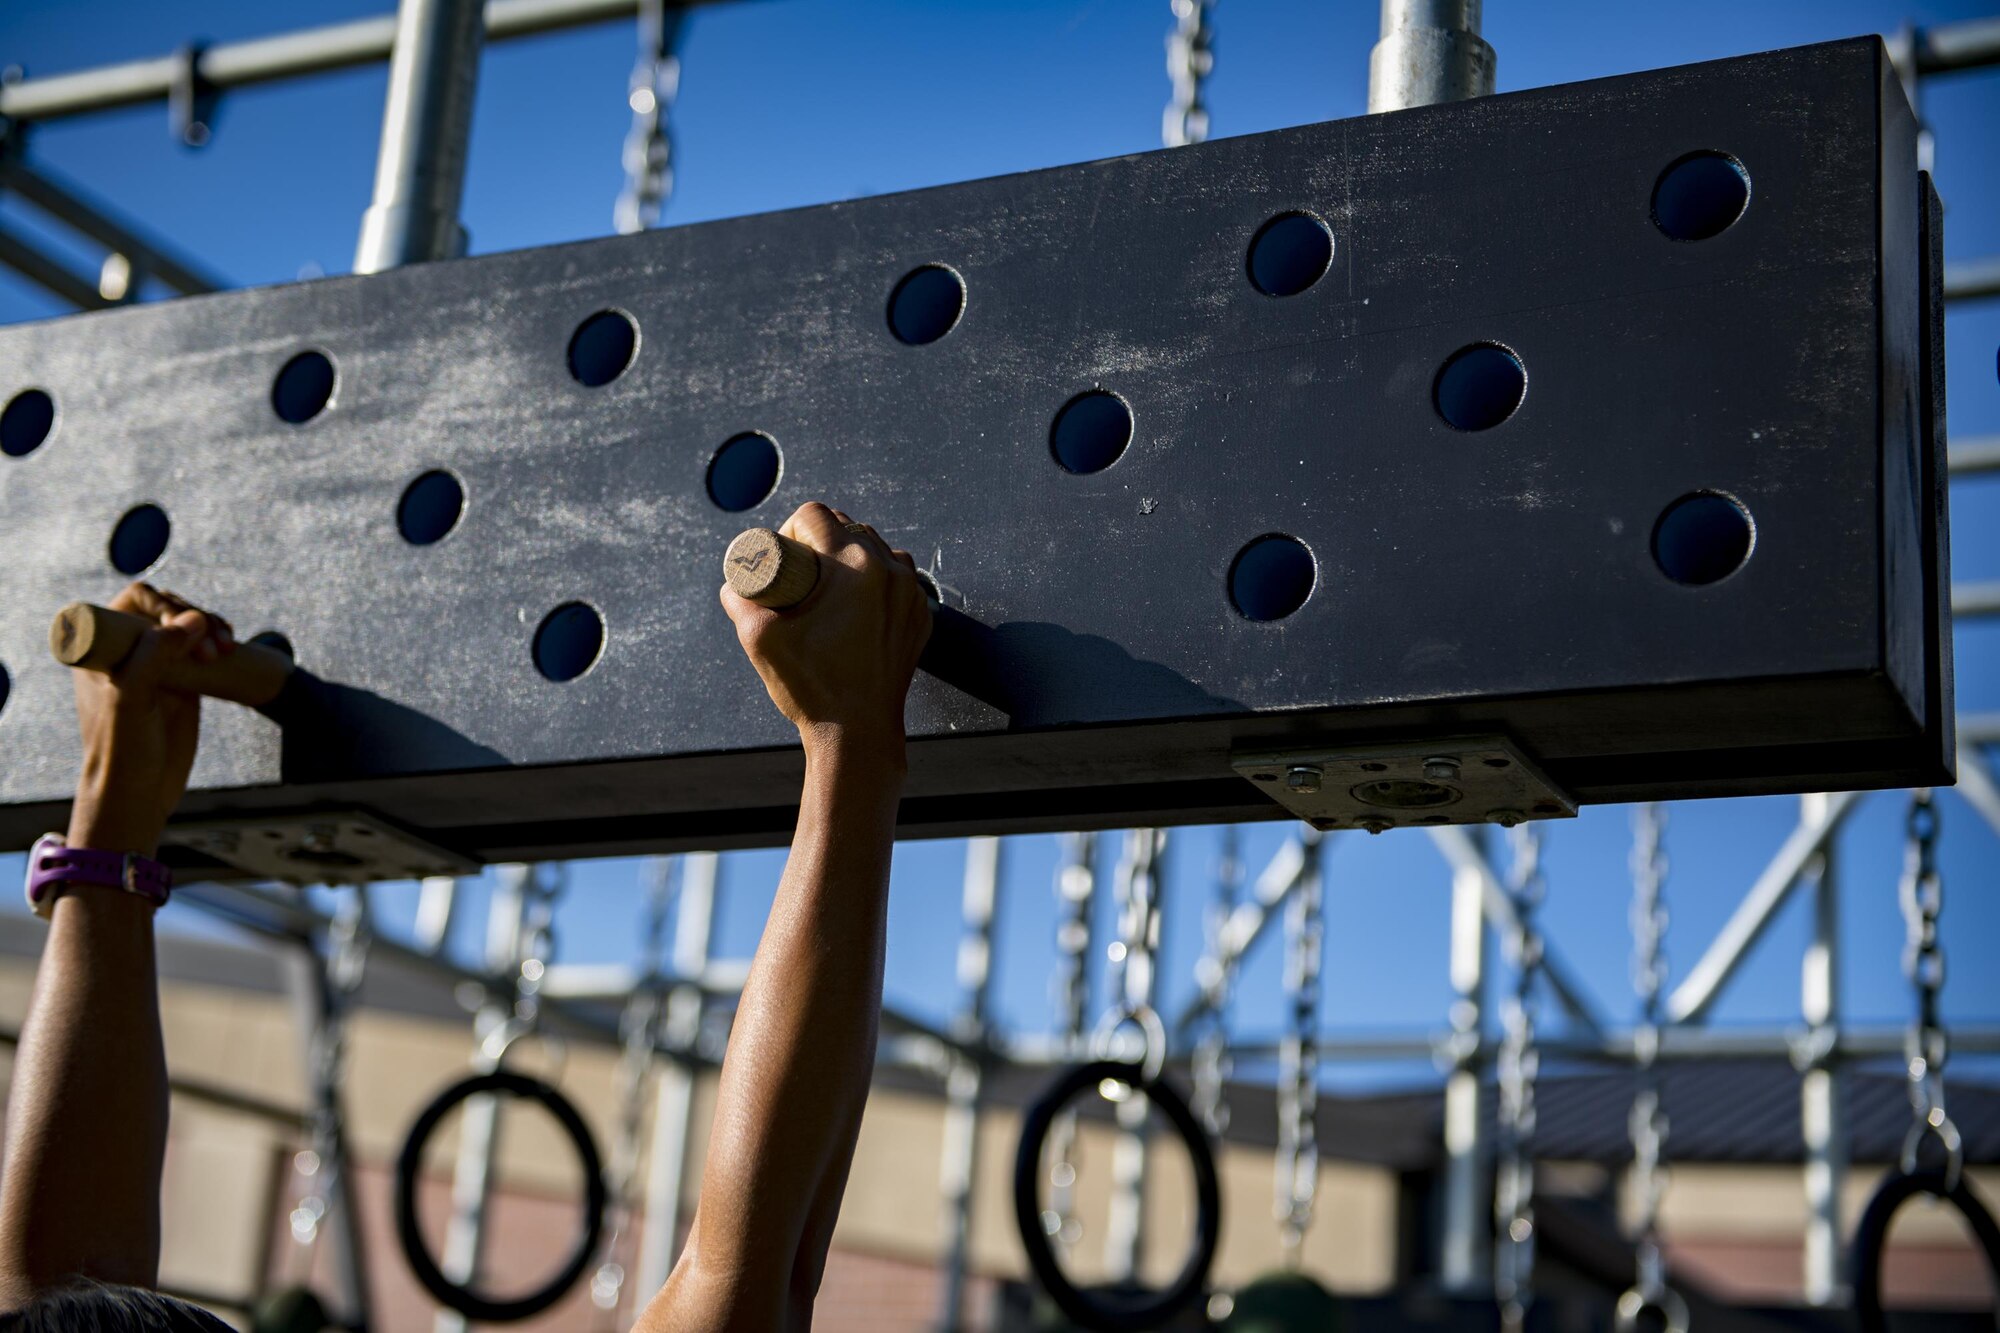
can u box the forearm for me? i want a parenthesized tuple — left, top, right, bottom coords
(643, 735, 903, 1328)
(0, 804, 169, 1303)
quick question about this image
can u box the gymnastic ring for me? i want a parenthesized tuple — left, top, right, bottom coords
(394, 1069, 608, 1323)
(1852, 1165, 2000, 1333)
(1012, 1060, 1221, 1332)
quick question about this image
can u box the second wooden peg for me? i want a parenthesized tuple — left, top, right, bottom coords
(723, 528, 821, 609)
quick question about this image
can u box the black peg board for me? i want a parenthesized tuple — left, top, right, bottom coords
(0, 37, 1951, 869)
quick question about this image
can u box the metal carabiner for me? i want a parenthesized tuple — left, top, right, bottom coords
(1615, 1285, 1690, 1333)
(1089, 1003, 1168, 1087)
(1900, 1109, 1965, 1194)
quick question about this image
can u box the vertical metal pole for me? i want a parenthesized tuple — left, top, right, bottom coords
(1440, 830, 1491, 1292)
(354, 0, 484, 272)
(636, 850, 719, 1300)
(938, 837, 1003, 1332)
(1367, 0, 1496, 114)
(432, 864, 528, 1333)
(1373, 8, 1495, 1286)
(413, 874, 459, 954)
(280, 935, 371, 1330)
(1799, 794, 1847, 1306)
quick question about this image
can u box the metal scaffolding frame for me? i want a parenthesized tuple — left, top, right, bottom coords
(1, 1, 1996, 1326)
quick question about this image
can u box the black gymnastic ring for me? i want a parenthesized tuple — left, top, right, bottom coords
(1012, 1060, 1222, 1333)
(1852, 1166, 2000, 1333)
(394, 1069, 608, 1323)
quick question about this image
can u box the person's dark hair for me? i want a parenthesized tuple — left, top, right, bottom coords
(0, 1281, 235, 1331)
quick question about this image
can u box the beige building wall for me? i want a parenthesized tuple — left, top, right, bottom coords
(2, 947, 1996, 1326)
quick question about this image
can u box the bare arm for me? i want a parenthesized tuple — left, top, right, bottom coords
(637, 502, 930, 1332)
(0, 585, 234, 1306)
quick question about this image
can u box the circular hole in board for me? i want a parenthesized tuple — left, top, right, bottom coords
(1652, 492, 1755, 586)
(272, 351, 336, 424)
(1228, 534, 1316, 622)
(1247, 212, 1334, 297)
(567, 310, 639, 388)
(1434, 344, 1526, 431)
(1050, 391, 1134, 474)
(249, 631, 296, 660)
(1652, 151, 1750, 242)
(707, 433, 782, 512)
(398, 469, 465, 545)
(109, 503, 171, 575)
(1, 389, 55, 457)
(886, 264, 965, 345)
(533, 602, 605, 683)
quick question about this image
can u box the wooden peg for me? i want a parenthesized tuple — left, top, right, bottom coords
(49, 602, 295, 708)
(723, 528, 821, 610)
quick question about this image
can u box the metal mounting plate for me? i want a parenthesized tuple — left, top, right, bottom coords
(161, 811, 478, 886)
(1233, 737, 1576, 833)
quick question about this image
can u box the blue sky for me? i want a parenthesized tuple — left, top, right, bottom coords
(1, 0, 1997, 1090)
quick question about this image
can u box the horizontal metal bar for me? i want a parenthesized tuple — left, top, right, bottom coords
(1953, 581, 2000, 618)
(1945, 255, 2000, 303)
(175, 879, 629, 1047)
(1911, 15, 2000, 75)
(1951, 437, 2000, 477)
(538, 957, 750, 1000)
(0, 0, 737, 124)
(1428, 824, 1605, 1037)
(1951, 745, 2000, 846)
(0, 1023, 307, 1128)
(0, 220, 114, 310)
(1961, 712, 2000, 745)
(0, 158, 221, 295)
(1213, 1024, 2000, 1068)
(1665, 789, 1864, 1025)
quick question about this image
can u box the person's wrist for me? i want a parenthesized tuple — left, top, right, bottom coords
(800, 720, 908, 776)
(67, 780, 166, 859)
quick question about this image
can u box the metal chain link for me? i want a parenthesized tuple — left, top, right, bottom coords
(1042, 831, 1098, 1253)
(1273, 829, 1322, 1265)
(1899, 789, 1961, 1189)
(288, 886, 372, 1261)
(590, 857, 676, 1323)
(1617, 804, 1686, 1333)
(613, 0, 683, 235)
(1094, 828, 1167, 1081)
(1162, 0, 1215, 149)
(1190, 825, 1243, 1136)
(1495, 822, 1545, 1333)
(516, 862, 563, 1022)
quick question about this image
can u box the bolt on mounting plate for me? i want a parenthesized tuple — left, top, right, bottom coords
(1232, 736, 1576, 833)
(161, 810, 479, 885)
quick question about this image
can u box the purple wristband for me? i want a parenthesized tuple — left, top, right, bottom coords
(25, 833, 172, 920)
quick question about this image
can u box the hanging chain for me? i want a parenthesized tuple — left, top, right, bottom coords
(1191, 826, 1243, 1136)
(1162, 0, 1215, 149)
(1094, 828, 1168, 1080)
(517, 862, 563, 1022)
(1494, 822, 1545, 1333)
(614, 0, 683, 234)
(1043, 832, 1098, 1253)
(1628, 803, 1670, 1281)
(1899, 789, 1961, 1190)
(591, 857, 677, 1323)
(288, 886, 372, 1264)
(1273, 829, 1322, 1265)
(1618, 804, 1687, 1333)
